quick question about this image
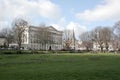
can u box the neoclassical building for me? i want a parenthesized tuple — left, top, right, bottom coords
(21, 26, 63, 50)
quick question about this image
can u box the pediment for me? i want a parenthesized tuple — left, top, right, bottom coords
(48, 26, 58, 31)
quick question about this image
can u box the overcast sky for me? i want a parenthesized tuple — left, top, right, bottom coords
(0, 0, 120, 37)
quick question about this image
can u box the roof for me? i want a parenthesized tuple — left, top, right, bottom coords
(29, 25, 62, 33)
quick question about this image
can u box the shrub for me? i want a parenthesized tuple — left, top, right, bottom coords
(1, 50, 17, 54)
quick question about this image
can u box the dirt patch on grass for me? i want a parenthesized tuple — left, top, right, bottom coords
(0, 61, 42, 66)
(88, 57, 101, 61)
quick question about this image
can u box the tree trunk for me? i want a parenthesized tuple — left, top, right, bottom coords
(100, 46, 103, 52)
(17, 43, 21, 54)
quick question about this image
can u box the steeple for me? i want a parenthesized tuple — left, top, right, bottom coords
(73, 27, 76, 50)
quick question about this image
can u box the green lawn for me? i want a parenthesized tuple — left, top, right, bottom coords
(0, 53, 120, 80)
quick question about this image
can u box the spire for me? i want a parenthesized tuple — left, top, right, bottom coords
(73, 27, 75, 40)
(73, 27, 76, 50)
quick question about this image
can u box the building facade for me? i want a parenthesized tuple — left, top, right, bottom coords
(0, 38, 6, 47)
(21, 26, 62, 50)
(92, 42, 114, 51)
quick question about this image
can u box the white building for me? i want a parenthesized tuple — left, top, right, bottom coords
(21, 26, 62, 50)
(0, 38, 6, 47)
(93, 42, 114, 51)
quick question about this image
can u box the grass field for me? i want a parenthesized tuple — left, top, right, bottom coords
(0, 53, 120, 80)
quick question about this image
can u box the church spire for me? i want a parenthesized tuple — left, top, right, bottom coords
(73, 27, 75, 50)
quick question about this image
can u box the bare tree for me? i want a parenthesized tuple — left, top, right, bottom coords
(102, 27, 112, 51)
(0, 27, 14, 47)
(12, 18, 28, 50)
(91, 27, 112, 51)
(63, 29, 73, 50)
(80, 31, 93, 51)
(114, 21, 120, 37)
(111, 34, 119, 51)
(91, 27, 104, 51)
(113, 21, 120, 50)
